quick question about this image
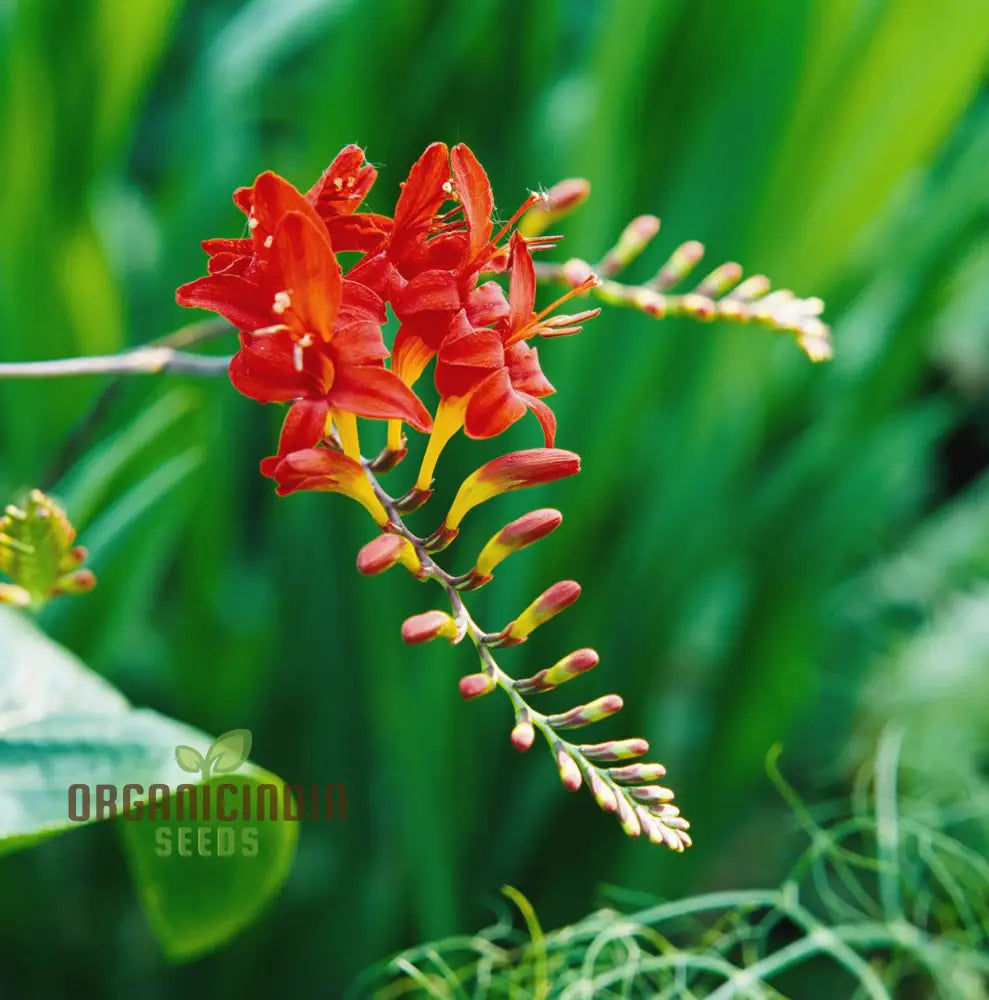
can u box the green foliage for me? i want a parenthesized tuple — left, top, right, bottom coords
(0, 0, 986, 994)
(358, 740, 989, 998)
(0, 606, 298, 959)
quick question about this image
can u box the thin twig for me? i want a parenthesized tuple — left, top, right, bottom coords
(0, 346, 231, 379)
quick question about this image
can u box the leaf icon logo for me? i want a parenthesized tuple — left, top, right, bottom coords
(175, 744, 205, 775)
(205, 729, 252, 775)
(174, 730, 252, 780)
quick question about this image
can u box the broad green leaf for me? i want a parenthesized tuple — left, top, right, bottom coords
(0, 606, 298, 959)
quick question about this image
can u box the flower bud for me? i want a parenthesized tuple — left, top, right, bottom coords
(0, 583, 31, 606)
(356, 533, 424, 578)
(675, 293, 717, 321)
(727, 274, 770, 303)
(54, 569, 96, 596)
(515, 647, 599, 694)
(459, 672, 495, 699)
(496, 581, 581, 645)
(693, 261, 742, 298)
(653, 240, 704, 291)
(519, 178, 591, 237)
(510, 719, 535, 752)
(443, 450, 580, 533)
(401, 610, 459, 645)
(606, 761, 667, 783)
(628, 785, 676, 805)
(561, 258, 597, 289)
(615, 793, 641, 838)
(586, 770, 617, 813)
(579, 738, 650, 763)
(797, 319, 833, 362)
(555, 746, 582, 791)
(546, 694, 623, 730)
(599, 215, 660, 277)
(472, 508, 562, 581)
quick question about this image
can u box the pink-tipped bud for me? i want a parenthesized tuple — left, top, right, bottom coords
(474, 508, 563, 579)
(654, 239, 704, 291)
(519, 178, 591, 237)
(579, 738, 650, 763)
(629, 785, 676, 805)
(510, 720, 535, 752)
(615, 794, 642, 838)
(561, 258, 597, 290)
(401, 610, 459, 645)
(356, 533, 422, 577)
(727, 274, 770, 303)
(600, 215, 661, 277)
(546, 694, 623, 730)
(607, 762, 667, 783)
(67, 545, 88, 567)
(694, 261, 742, 299)
(497, 581, 581, 645)
(515, 647, 600, 694)
(459, 672, 495, 700)
(54, 569, 96, 596)
(445, 450, 580, 532)
(555, 746, 582, 791)
(587, 770, 618, 813)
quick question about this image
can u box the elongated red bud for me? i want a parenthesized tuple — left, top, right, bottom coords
(606, 761, 667, 783)
(461, 509, 562, 588)
(579, 738, 650, 763)
(628, 785, 676, 805)
(653, 240, 704, 291)
(546, 694, 623, 730)
(356, 533, 424, 578)
(401, 610, 459, 645)
(440, 450, 580, 535)
(519, 178, 591, 237)
(694, 261, 742, 298)
(599, 215, 660, 277)
(555, 746, 582, 791)
(515, 648, 599, 693)
(586, 770, 618, 813)
(495, 580, 581, 645)
(561, 258, 597, 289)
(54, 569, 96, 596)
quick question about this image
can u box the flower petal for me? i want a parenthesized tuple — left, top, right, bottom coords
(466, 280, 510, 326)
(450, 143, 493, 258)
(518, 392, 557, 446)
(327, 365, 433, 433)
(176, 274, 272, 331)
(391, 326, 436, 387)
(464, 368, 527, 440)
(267, 448, 388, 524)
(306, 144, 377, 217)
(391, 142, 450, 257)
(259, 399, 330, 476)
(273, 211, 342, 339)
(508, 230, 536, 327)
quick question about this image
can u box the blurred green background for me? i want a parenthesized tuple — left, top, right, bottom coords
(1, 0, 987, 995)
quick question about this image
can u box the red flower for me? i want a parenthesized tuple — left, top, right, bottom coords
(413, 233, 598, 491)
(178, 169, 431, 469)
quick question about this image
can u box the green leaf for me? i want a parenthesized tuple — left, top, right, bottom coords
(0, 606, 298, 959)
